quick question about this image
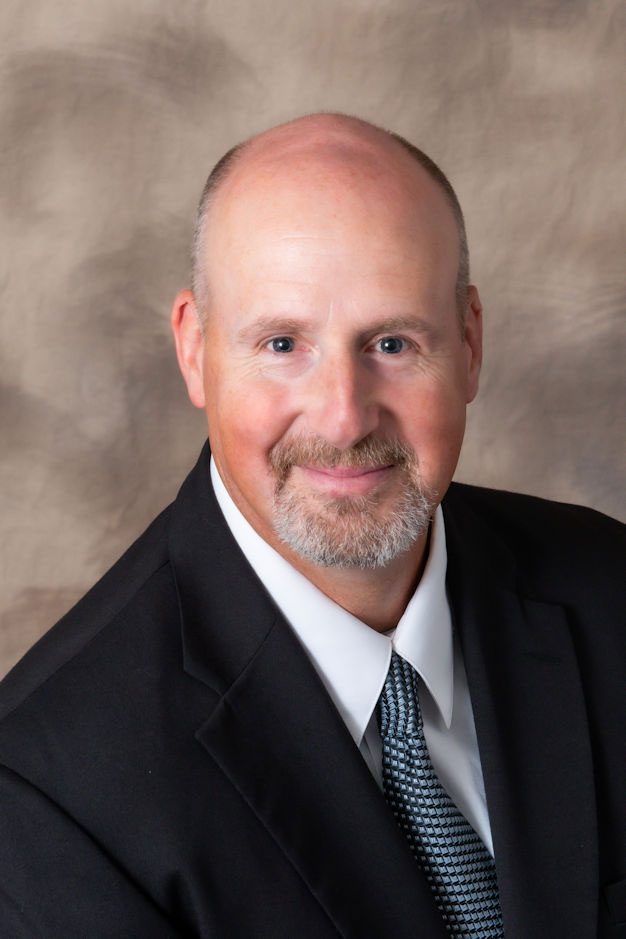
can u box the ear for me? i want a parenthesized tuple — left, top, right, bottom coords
(170, 289, 206, 409)
(464, 285, 483, 403)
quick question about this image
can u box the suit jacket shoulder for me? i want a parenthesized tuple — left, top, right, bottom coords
(0, 503, 174, 721)
(444, 481, 625, 602)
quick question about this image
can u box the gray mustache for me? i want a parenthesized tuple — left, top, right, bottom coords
(269, 435, 416, 479)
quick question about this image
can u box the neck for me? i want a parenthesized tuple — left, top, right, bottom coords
(273, 530, 430, 633)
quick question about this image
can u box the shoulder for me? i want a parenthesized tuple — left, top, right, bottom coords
(443, 482, 625, 598)
(445, 482, 623, 538)
(0, 497, 211, 823)
(0, 503, 176, 723)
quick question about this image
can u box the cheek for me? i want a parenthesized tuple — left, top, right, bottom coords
(396, 381, 467, 482)
(206, 369, 298, 467)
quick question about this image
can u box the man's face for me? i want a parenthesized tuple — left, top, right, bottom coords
(195, 141, 481, 568)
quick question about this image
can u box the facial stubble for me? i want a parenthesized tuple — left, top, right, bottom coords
(269, 436, 437, 569)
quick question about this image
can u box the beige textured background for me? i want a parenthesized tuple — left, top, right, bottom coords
(2, 0, 624, 677)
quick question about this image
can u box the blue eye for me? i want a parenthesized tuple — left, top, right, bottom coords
(378, 336, 405, 354)
(271, 337, 295, 353)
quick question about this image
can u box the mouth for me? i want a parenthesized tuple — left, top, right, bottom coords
(295, 463, 395, 496)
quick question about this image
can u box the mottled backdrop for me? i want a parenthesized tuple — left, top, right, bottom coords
(2, 0, 624, 676)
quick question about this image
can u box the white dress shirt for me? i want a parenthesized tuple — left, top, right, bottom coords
(210, 458, 494, 855)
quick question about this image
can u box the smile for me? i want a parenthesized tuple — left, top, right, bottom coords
(296, 463, 395, 496)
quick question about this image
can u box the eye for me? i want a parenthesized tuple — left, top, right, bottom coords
(377, 336, 406, 354)
(270, 337, 295, 353)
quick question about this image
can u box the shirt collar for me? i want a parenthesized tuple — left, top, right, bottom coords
(210, 458, 454, 746)
(392, 501, 454, 727)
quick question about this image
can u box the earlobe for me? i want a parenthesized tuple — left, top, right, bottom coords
(170, 289, 207, 409)
(464, 286, 483, 404)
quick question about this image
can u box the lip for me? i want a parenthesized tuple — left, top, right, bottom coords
(296, 463, 395, 496)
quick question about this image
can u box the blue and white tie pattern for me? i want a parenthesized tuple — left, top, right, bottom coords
(377, 651, 504, 937)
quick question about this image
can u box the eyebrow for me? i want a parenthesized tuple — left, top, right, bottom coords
(364, 316, 438, 338)
(236, 317, 314, 341)
(236, 314, 438, 342)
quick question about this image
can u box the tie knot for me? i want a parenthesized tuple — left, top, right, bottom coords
(377, 651, 423, 738)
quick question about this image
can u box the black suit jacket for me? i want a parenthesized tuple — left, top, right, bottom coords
(0, 441, 624, 937)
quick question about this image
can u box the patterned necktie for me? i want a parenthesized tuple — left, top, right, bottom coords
(377, 651, 504, 938)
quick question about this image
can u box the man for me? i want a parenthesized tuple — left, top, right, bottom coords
(0, 114, 623, 937)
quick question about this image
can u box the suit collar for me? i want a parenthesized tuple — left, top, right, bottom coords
(443, 485, 598, 939)
(168, 440, 277, 694)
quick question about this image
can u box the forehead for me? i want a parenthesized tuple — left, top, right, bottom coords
(203, 130, 460, 319)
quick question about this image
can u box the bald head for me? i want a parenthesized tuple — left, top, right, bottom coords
(191, 114, 469, 328)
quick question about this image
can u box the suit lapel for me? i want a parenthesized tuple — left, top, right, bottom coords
(170, 443, 447, 938)
(443, 488, 598, 939)
(196, 619, 448, 938)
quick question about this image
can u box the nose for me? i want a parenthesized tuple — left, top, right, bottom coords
(302, 352, 380, 450)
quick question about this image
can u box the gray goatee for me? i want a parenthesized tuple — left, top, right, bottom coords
(269, 435, 437, 569)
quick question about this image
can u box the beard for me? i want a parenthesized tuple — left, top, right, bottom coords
(268, 435, 437, 569)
